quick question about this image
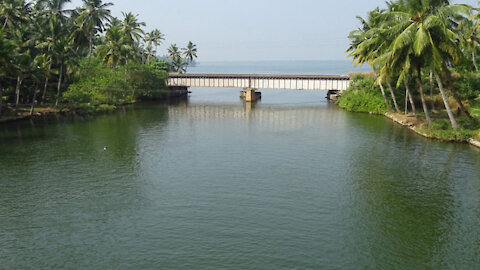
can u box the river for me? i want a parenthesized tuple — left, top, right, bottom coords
(1, 61, 480, 269)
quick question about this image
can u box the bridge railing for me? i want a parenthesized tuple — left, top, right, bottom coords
(168, 73, 350, 91)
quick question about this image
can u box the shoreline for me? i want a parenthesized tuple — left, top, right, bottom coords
(384, 112, 480, 149)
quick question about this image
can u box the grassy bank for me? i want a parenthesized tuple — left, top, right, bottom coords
(338, 74, 480, 144)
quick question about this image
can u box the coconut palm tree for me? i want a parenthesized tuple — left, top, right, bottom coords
(121, 12, 145, 44)
(144, 29, 164, 63)
(36, 0, 72, 23)
(168, 43, 180, 59)
(347, 8, 400, 113)
(167, 43, 187, 73)
(0, 0, 30, 30)
(36, 17, 63, 104)
(76, 0, 113, 59)
(0, 30, 14, 116)
(30, 54, 50, 115)
(375, 0, 471, 128)
(96, 26, 131, 68)
(52, 35, 75, 107)
(182, 41, 197, 64)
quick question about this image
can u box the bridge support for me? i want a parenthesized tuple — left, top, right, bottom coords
(326, 90, 342, 101)
(240, 88, 261, 102)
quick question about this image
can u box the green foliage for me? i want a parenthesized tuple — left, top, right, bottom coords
(63, 58, 168, 106)
(63, 59, 131, 105)
(124, 62, 168, 100)
(338, 75, 388, 114)
(149, 60, 172, 72)
(455, 72, 480, 100)
(421, 118, 476, 141)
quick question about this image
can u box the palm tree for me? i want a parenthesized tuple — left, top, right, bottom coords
(172, 55, 187, 73)
(375, 0, 471, 128)
(76, 0, 113, 59)
(0, 0, 30, 30)
(182, 41, 197, 63)
(167, 43, 187, 73)
(144, 29, 164, 63)
(36, 0, 72, 23)
(96, 26, 131, 67)
(168, 43, 180, 59)
(347, 8, 400, 113)
(121, 12, 145, 44)
(36, 17, 62, 105)
(30, 54, 50, 115)
(52, 36, 75, 107)
(0, 30, 14, 116)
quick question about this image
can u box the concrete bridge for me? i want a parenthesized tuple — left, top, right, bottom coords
(168, 73, 350, 101)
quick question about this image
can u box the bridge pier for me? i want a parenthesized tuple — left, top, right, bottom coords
(240, 88, 261, 102)
(326, 90, 342, 101)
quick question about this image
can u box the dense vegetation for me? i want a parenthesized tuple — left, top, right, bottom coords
(338, 74, 390, 114)
(0, 0, 198, 117)
(341, 0, 480, 140)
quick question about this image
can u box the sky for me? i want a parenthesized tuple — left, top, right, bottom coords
(68, 0, 479, 62)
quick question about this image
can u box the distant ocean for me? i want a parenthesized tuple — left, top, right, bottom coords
(188, 60, 372, 76)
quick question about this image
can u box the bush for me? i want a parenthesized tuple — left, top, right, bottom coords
(63, 59, 131, 105)
(337, 74, 389, 114)
(455, 72, 480, 100)
(123, 63, 168, 100)
(63, 59, 169, 105)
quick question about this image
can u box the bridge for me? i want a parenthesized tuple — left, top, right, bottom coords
(167, 73, 350, 101)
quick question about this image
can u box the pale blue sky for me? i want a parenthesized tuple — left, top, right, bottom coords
(68, 0, 478, 62)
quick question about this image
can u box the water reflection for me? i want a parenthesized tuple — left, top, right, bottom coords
(344, 114, 480, 268)
(1, 97, 480, 269)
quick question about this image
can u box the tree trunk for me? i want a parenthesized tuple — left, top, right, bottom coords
(473, 50, 478, 72)
(416, 67, 431, 126)
(14, 76, 22, 112)
(30, 86, 39, 116)
(41, 76, 49, 105)
(55, 64, 63, 108)
(386, 78, 400, 113)
(434, 71, 458, 129)
(405, 88, 408, 115)
(403, 78, 416, 115)
(378, 82, 392, 112)
(2, 17, 8, 29)
(0, 83, 3, 116)
(89, 30, 93, 61)
(429, 71, 435, 111)
(442, 63, 472, 119)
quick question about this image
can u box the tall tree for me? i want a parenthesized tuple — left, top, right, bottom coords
(0, 0, 30, 30)
(76, 0, 113, 59)
(0, 30, 14, 116)
(182, 41, 197, 64)
(96, 26, 131, 67)
(144, 29, 164, 63)
(375, 0, 470, 128)
(121, 12, 145, 44)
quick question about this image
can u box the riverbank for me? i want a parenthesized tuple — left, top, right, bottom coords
(337, 74, 480, 149)
(384, 112, 480, 148)
(0, 107, 68, 124)
(0, 87, 190, 125)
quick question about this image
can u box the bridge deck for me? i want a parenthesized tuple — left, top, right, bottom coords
(168, 73, 350, 91)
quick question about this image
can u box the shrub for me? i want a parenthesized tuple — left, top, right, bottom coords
(63, 61, 131, 105)
(63, 59, 169, 105)
(455, 72, 480, 100)
(123, 63, 168, 100)
(337, 74, 388, 114)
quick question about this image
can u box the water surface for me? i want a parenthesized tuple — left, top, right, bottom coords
(1, 62, 479, 269)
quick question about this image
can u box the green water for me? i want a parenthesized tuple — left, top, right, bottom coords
(1, 90, 480, 269)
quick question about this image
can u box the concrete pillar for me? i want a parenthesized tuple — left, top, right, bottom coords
(245, 88, 256, 102)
